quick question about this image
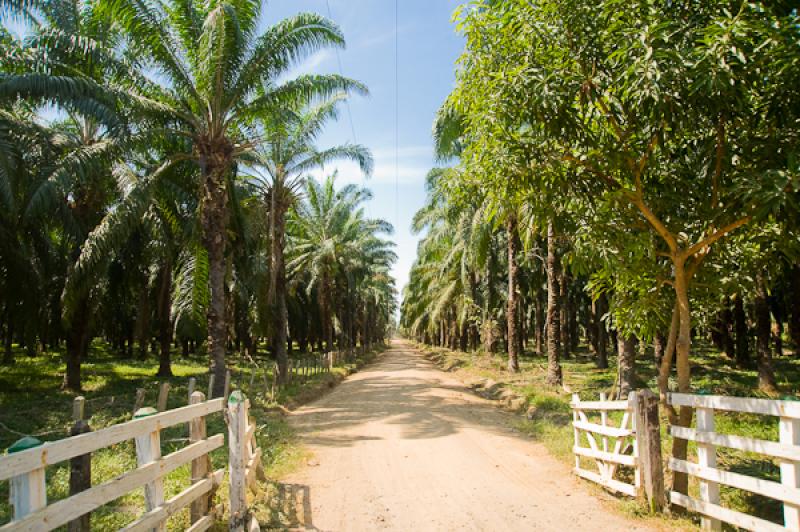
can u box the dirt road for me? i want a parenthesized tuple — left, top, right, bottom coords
(283, 340, 655, 531)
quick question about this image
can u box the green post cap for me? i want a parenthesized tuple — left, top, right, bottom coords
(782, 395, 799, 402)
(696, 389, 711, 395)
(8, 436, 43, 454)
(133, 407, 158, 419)
(228, 390, 244, 405)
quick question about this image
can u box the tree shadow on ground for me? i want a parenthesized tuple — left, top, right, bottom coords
(290, 349, 532, 448)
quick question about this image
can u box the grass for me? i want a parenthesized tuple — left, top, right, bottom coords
(416, 340, 800, 530)
(0, 341, 383, 530)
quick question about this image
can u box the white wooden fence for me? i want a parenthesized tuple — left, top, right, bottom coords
(572, 392, 640, 496)
(1, 388, 265, 531)
(1, 394, 225, 531)
(227, 391, 264, 532)
(668, 392, 800, 531)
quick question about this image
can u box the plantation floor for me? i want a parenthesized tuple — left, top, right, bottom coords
(281, 339, 656, 531)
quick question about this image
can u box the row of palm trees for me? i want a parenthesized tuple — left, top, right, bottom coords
(0, 0, 397, 392)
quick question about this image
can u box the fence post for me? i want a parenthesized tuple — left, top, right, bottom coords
(696, 405, 721, 530)
(599, 392, 609, 479)
(7, 436, 46, 522)
(189, 391, 212, 524)
(134, 407, 166, 532)
(571, 393, 580, 472)
(634, 389, 665, 513)
(207, 375, 215, 399)
(780, 416, 800, 530)
(68, 396, 92, 532)
(133, 388, 146, 414)
(228, 390, 249, 531)
(157, 382, 170, 412)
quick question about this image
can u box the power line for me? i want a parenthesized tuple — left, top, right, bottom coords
(394, 0, 399, 230)
(324, 0, 369, 216)
(325, 0, 358, 145)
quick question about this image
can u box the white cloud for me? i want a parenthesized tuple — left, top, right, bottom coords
(282, 50, 333, 81)
(371, 145, 433, 160)
(308, 160, 429, 186)
(357, 24, 413, 48)
(307, 144, 434, 185)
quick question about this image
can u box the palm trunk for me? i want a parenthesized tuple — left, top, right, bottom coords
(790, 265, 800, 354)
(653, 332, 665, 368)
(755, 274, 778, 393)
(545, 221, 562, 386)
(320, 276, 334, 353)
(560, 271, 571, 358)
(3, 310, 13, 365)
(200, 162, 229, 398)
(534, 295, 544, 354)
(720, 300, 735, 359)
(506, 215, 520, 372)
(269, 186, 289, 383)
(595, 293, 608, 369)
(484, 244, 497, 353)
(64, 296, 90, 391)
(156, 261, 173, 377)
(734, 294, 750, 367)
(135, 282, 151, 360)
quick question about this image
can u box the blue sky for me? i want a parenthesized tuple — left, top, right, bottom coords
(264, 0, 464, 297)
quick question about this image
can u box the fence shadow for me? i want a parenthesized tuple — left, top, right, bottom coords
(263, 482, 316, 531)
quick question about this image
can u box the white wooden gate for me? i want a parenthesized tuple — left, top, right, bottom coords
(571, 392, 639, 496)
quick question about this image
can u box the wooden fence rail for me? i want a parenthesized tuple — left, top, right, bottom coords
(668, 392, 800, 531)
(1, 395, 226, 531)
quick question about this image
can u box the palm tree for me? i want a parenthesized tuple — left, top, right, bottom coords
(0, 0, 136, 389)
(1, 0, 368, 394)
(247, 97, 372, 382)
(288, 176, 394, 353)
(0, 108, 61, 365)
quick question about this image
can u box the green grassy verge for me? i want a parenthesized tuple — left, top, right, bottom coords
(416, 341, 800, 530)
(0, 342, 384, 529)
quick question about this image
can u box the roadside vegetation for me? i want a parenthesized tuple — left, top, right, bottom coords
(401, 0, 800, 526)
(0, 341, 386, 529)
(416, 341, 800, 526)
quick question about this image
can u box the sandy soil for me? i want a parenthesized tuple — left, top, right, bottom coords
(282, 339, 656, 531)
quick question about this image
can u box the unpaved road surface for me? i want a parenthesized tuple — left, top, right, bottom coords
(283, 340, 655, 531)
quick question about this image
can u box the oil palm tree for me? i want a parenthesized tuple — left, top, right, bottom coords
(247, 97, 372, 382)
(288, 176, 393, 353)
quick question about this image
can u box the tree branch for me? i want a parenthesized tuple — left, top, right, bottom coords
(562, 153, 623, 190)
(630, 194, 678, 253)
(683, 216, 751, 259)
